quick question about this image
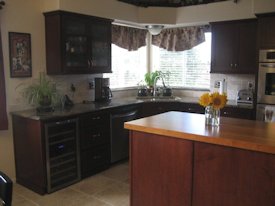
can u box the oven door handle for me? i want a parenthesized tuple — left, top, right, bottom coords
(260, 63, 275, 68)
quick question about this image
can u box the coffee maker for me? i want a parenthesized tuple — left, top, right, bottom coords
(95, 78, 112, 102)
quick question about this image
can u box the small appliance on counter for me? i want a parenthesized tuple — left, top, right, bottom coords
(95, 78, 112, 102)
(237, 89, 253, 105)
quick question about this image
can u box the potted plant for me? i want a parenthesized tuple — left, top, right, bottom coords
(22, 73, 60, 112)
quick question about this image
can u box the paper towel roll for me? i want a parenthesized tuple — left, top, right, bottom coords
(219, 79, 226, 94)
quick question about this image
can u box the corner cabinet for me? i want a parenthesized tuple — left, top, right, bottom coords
(210, 19, 257, 74)
(44, 11, 112, 75)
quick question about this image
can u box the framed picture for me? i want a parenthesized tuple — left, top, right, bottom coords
(9, 32, 32, 77)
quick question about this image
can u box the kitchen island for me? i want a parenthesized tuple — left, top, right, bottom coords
(124, 111, 275, 206)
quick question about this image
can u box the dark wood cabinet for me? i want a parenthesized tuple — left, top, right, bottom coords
(257, 13, 275, 49)
(79, 111, 110, 178)
(139, 102, 179, 117)
(44, 11, 112, 75)
(193, 142, 275, 206)
(140, 101, 254, 120)
(211, 19, 257, 74)
(221, 107, 254, 120)
(179, 102, 205, 114)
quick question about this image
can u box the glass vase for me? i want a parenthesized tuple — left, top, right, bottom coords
(205, 106, 220, 126)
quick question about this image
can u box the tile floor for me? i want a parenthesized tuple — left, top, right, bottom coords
(12, 161, 129, 206)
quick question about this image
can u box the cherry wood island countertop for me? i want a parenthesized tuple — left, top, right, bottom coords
(124, 111, 275, 155)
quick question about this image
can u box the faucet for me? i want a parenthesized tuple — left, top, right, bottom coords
(153, 75, 160, 97)
(153, 75, 166, 97)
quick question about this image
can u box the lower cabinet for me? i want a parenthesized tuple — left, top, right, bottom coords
(221, 107, 255, 120)
(80, 145, 110, 178)
(130, 131, 193, 206)
(193, 142, 275, 206)
(130, 131, 275, 206)
(79, 111, 110, 178)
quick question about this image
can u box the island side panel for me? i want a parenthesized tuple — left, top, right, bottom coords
(193, 142, 275, 206)
(129, 131, 193, 206)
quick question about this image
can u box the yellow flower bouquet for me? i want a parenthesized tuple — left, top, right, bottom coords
(199, 92, 227, 126)
(199, 92, 227, 110)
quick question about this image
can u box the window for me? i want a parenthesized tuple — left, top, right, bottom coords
(104, 44, 147, 89)
(152, 32, 211, 89)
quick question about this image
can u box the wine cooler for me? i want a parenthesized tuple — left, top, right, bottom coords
(44, 118, 80, 193)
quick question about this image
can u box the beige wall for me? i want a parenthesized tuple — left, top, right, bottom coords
(0, 0, 275, 179)
(0, 0, 46, 178)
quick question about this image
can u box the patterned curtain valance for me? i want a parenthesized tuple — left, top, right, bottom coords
(152, 25, 209, 52)
(112, 25, 147, 51)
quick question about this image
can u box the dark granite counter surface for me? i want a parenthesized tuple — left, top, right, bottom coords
(11, 96, 254, 120)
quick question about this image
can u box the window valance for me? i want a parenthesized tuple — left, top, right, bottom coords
(152, 25, 209, 52)
(112, 25, 147, 51)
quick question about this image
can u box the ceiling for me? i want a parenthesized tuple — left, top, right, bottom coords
(117, 0, 231, 7)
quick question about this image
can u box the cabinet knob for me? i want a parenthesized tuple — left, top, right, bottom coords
(230, 63, 233, 67)
(234, 63, 237, 68)
(188, 108, 192, 111)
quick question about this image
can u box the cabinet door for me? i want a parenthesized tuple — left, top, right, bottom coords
(221, 107, 255, 120)
(258, 15, 275, 49)
(237, 20, 257, 74)
(62, 15, 90, 73)
(211, 23, 237, 73)
(130, 131, 193, 206)
(180, 103, 205, 114)
(193, 142, 275, 206)
(89, 20, 112, 73)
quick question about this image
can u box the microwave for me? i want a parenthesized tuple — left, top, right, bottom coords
(259, 49, 275, 63)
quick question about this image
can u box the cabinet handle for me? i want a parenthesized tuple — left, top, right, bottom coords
(93, 155, 102, 160)
(188, 108, 192, 111)
(223, 112, 229, 115)
(91, 133, 101, 138)
(234, 63, 237, 68)
(92, 116, 101, 120)
(230, 63, 233, 67)
(88, 59, 91, 68)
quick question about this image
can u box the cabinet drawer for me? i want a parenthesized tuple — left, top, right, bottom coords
(80, 126, 109, 148)
(80, 112, 109, 127)
(81, 145, 110, 178)
(221, 107, 254, 120)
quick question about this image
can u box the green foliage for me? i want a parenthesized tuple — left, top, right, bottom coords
(22, 73, 60, 106)
(144, 71, 161, 87)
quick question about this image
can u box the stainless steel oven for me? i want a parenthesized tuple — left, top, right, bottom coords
(257, 49, 275, 104)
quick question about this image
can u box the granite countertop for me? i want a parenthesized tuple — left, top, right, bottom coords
(11, 96, 254, 120)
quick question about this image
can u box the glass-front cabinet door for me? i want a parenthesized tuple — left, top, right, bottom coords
(89, 21, 111, 73)
(63, 16, 90, 73)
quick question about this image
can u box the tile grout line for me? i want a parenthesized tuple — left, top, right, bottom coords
(70, 187, 114, 206)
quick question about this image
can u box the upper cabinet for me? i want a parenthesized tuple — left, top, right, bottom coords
(44, 11, 112, 75)
(257, 13, 275, 49)
(210, 19, 257, 74)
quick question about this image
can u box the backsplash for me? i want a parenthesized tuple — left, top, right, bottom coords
(210, 74, 256, 101)
(11, 73, 255, 112)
